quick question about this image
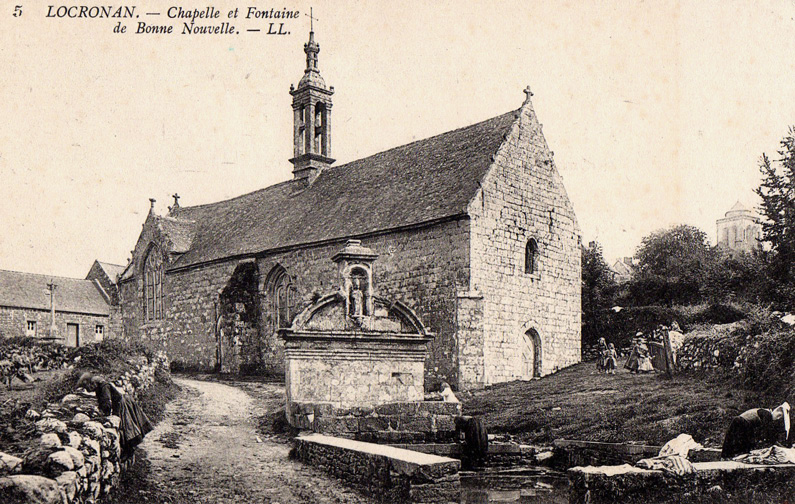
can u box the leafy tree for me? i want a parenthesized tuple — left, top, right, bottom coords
(755, 127, 795, 308)
(701, 248, 767, 304)
(581, 241, 617, 316)
(629, 224, 714, 305)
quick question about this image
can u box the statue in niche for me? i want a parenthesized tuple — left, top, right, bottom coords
(349, 269, 369, 318)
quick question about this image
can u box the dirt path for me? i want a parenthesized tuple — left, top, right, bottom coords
(129, 377, 373, 504)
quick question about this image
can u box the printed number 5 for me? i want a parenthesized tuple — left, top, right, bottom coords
(13, 6, 22, 17)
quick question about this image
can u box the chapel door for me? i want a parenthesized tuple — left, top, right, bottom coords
(66, 323, 79, 347)
(521, 333, 535, 379)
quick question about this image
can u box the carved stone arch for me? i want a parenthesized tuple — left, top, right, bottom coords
(264, 263, 287, 287)
(519, 320, 542, 379)
(373, 297, 430, 335)
(289, 293, 432, 337)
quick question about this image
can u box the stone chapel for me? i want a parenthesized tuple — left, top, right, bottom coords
(117, 29, 582, 390)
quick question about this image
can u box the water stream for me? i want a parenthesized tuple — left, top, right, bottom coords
(460, 466, 570, 503)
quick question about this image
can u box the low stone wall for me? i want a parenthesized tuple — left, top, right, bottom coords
(551, 440, 661, 469)
(569, 460, 795, 504)
(389, 441, 536, 468)
(0, 352, 167, 504)
(551, 439, 721, 469)
(292, 433, 461, 504)
(288, 401, 461, 444)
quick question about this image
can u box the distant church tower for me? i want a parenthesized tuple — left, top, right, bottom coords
(716, 201, 762, 254)
(289, 27, 334, 183)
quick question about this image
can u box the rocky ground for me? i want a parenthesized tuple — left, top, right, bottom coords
(111, 377, 374, 504)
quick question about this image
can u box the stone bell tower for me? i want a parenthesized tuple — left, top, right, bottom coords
(289, 26, 334, 184)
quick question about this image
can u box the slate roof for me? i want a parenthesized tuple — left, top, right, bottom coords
(168, 110, 518, 268)
(96, 262, 126, 284)
(156, 216, 196, 253)
(0, 270, 110, 316)
(611, 260, 632, 276)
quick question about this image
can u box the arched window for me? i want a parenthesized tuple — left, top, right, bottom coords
(525, 238, 539, 274)
(143, 247, 164, 321)
(268, 266, 297, 329)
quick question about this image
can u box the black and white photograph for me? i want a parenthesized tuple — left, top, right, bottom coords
(1, 1, 794, 502)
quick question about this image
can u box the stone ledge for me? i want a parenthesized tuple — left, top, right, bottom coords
(293, 434, 460, 503)
(568, 461, 795, 504)
(298, 434, 459, 469)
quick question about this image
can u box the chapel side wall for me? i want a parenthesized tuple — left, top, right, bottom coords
(466, 102, 581, 387)
(0, 306, 112, 344)
(257, 219, 470, 389)
(118, 218, 469, 382)
(120, 260, 250, 372)
(164, 261, 247, 371)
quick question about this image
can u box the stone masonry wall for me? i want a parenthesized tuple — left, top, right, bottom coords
(0, 307, 113, 345)
(120, 260, 243, 372)
(464, 99, 581, 387)
(257, 219, 470, 386)
(121, 219, 469, 384)
(288, 401, 462, 445)
(0, 353, 167, 504)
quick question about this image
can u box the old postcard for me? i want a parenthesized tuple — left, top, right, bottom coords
(1, 2, 794, 503)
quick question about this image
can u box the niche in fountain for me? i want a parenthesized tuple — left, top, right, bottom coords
(280, 240, 454, 438)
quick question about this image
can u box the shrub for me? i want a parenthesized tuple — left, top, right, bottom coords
(582, 303, 749, 350)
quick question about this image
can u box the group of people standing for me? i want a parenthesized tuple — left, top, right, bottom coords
(595, 338, 619, 374)
(595, 334, 657, 374)
(625, 334, 655, 373)
(596, 321, 684, 375)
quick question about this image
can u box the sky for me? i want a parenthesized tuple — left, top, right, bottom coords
(1, 0, 794, 277)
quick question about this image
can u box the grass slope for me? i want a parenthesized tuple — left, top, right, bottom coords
(463, 363, 768, 447)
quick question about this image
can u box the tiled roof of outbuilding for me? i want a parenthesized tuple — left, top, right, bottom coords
(0, 270, 110, 315)
(168, 110, 518, 268)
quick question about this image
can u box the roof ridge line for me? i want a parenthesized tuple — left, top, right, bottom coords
(331, 109, 520, 172)
(176, 109, 519, 212)
(0, 269, 91, 282)
(177, 179, 297, 211)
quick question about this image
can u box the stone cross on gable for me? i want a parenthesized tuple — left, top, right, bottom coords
(524, 86, 534, 99)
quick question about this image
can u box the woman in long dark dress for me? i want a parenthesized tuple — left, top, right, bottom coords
(77, 372, 153, 463)
(721, 402, 791, 458)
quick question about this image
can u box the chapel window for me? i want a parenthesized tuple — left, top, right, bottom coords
(271, 268, 297, 329)
(525, 238, 539, 274)
(26, 320, 37, 337)
(95, 325, 104, 341)
(144, 247, 164, 321)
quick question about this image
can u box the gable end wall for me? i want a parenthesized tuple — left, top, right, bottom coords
(463, 101, 581, 387)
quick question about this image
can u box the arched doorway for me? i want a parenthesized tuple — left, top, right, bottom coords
(521, 329, 542, 379)
(217, 261, 260, 374)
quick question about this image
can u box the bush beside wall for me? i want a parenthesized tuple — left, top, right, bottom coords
(0, 343, 169, 504)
